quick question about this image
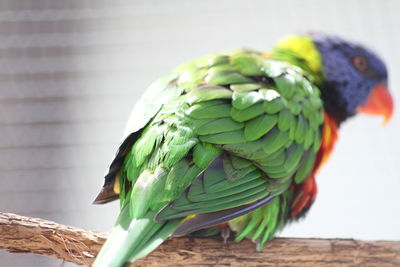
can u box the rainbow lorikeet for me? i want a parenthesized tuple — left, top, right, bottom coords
(92, 33, 393, 266)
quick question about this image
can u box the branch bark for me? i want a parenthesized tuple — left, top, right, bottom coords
(1, 212, 399, 266)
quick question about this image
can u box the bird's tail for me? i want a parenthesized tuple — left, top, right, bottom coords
(93, 205, 181, 267)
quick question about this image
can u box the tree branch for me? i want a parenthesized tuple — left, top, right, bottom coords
(1, 212, 399, 266)
(0, 212, 106, 265)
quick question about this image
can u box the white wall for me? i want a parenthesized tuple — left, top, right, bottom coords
(0, 1, 399, 266)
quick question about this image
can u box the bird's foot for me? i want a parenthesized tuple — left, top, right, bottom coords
(221, 226, 231, 244)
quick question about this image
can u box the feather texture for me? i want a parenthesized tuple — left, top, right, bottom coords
(93, 33, 390, 266)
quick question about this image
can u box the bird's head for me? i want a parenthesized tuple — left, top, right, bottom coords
(272, 33, 394, 125)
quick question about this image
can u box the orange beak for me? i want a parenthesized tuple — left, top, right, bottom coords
(357, 84, 394, 125)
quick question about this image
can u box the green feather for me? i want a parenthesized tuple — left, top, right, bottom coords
(128, 219, 181, 262)
(182, 183, 266, 211)
(289, 115, 297, 140)
(163, 138, 197, 167)
(230, 155, 253, 169)
(129, 168, 170, 218)
(165, 188, 269, 218)
(244, 114, 278, 141)
(294, 150, 316, 184)
(121, 73, 180, 140)
(294, 116, 308, 144)
(206, 171, 261, 193)
(259, 202, 279, 248)
(262, 127, 290, 155)
(232, 91, 264, 110)
(309, 96, 323, 109)
(231, 102, 265, 122)
(199, 129, 247, 144)
(223, 155, 257, 182)
(235, 208, 263, 241)
(189, 178, 265, 202)
(251, 209, 272, 241)
(186, 86, 232, 104)
(206, 70, 253, 85)
(261, 60, 286, 77)
(286, 100, 302, 115)
(208, 64, 235, 73)
(264, 175, 292, 195)
(207, 55, 230, 67)
(274, 74, 296, 99)
(93, 209, 180, 267)
(264, 98, 284, 114)
(262, 144, 304, 178)
(283, 144, 304, 173)
(231, 53, 265, 76)
(277, 108, 295, 132)
(303, 124, 315, 150)
(187, 101, 231, 119)
(313, 130, 322, 152)
(230, 83, 262, 92)
(194, 117, 244, 135)
(222, 139, 264, 157)
(256, 148, 286, 167)
(193, 142, 222, 169)
(164, 160, 203, 201)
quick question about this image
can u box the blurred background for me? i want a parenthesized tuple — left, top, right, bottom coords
(0, 0, 399, 266)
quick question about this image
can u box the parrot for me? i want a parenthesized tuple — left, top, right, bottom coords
(92, 33, 393, 267)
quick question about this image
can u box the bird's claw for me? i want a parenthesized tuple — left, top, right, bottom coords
(221, 227, 231, 244)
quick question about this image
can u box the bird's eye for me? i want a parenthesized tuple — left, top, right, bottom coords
(352, 56, 369, 72)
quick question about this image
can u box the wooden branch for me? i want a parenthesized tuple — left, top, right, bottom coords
(0, 212, 106, 266)
(1, 212, 400, 267)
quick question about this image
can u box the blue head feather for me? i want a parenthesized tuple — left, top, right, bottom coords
(311, 33, 388, 124)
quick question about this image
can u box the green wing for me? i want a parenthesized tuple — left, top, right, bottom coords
(93, 72, 181, 204)
(94, 49, 324, 265)
(123, 50, 323, 238)
(156, 155, 271, 220)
